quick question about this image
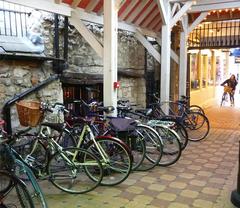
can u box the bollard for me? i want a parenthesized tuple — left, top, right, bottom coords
(231, 140, 240, 207)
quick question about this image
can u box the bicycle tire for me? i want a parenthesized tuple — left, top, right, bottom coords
(220, 92, 227, 106)
(0, 171, 35, 208)
(159, 117, 188, 150)
(0, 171, 13, 194)
(134, 124, 163, 171)
(153, 125, 182, 166)
(114, 129, 146, 171)
(189, 105, 205, 115)
(183, 112, 210, 141)
(85, 136, 132, 186)
(56, 128, 77, 148)
(14, 159, 48, 208)
(48, 147, 103, 194)
(20, 139, 48, 176)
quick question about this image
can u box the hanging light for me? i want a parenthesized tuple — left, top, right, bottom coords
(219, 10, 222, 13)
(225, 9, 228, 12)
(232, 8, 235, 12)
(212, 10, 216, 13)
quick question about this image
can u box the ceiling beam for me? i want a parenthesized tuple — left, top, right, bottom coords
(156, 37, 179, 64)
(119, 1, 139, 20)
(75, 8, 160, 38)
(85, 0, 99, 12)
(125, 1, 150, 23)
(171, 2, 181, 17)
(187, 12, 208, 34)
(190, 1, 240, 12)
(55, 0, 62, 4)
(156, 0, 167, 25)
(5, 0, 72, 16)
(134, 1, 156, 26)
(170, 1, 192, 28)
(71, 0, 82, 9)
(69, 10, 103, 58)
(135, 30, 161, 64)
(141, 6, 159, 28)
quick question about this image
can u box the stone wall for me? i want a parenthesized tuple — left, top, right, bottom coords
(0, 9, 162, 127)
(38, 11, 147, 106)
(0, 60, 62, 128)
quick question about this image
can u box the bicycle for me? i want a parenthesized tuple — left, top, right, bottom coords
(221, 85, 234, 106)
(117, 103, 182, 166)
(75, 99, 163, 171)
(150, 94, 210, 142)
(1, 109, 104, 195)
(0, 170, 35, 208)
(41, 101, 133, 186)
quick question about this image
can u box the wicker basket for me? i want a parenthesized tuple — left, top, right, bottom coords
(224, 86, 233, 93)
(16, 100, 43, 127)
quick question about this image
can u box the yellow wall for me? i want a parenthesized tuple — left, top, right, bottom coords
(190, 86, 217, 108)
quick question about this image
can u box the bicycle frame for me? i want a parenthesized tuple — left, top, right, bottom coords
(75, 124, 109, 163)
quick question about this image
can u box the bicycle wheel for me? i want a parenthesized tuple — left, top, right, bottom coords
(0, 171, 13, 194)
(183, 112, 210, 141)
(159, 117, 188, 150)
(0, 171, 34, 208)
(154, 125, 182, 166)
(220, 92, 227, 106)
(118, 131, 145, 171)
(14, 159, 48, 208)
(48, 147, 103, 194)
(134, 124, 163, 171)
(189, 105, 205, 115)
(85, 136, 132, 186)
(56, 129, 77, 148)
(21, 139, 48, 175)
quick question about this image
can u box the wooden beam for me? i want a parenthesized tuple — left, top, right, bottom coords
(125, 1, 150, 23)
(135, 30, 161, 63)
(148, 17, 161, 30)
(141, 7, 160, 28)
(170, 1, 192, 28)
(69, 11, 103, 58)
(171, 2, 181, 17)
(190, 1, 240, 12)
(55, 0, 62, 4)
(85, 0, 99, 12)
(75, 8, 160, 38)
(187, 12, 208, 34)
(134, 1, 156, 26)
(119, 1, 139, 20)
(71, 0, 82, 9)
(5, 0, 72, 16)
(156, 0, 167, 25)
(156, 37, 179, 64)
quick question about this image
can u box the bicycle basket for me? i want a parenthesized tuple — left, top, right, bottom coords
(16, 100, 43, 127)
(224, 86, 232, 93)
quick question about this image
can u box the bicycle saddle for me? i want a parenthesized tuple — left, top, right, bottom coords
(41, 122, 65, 132)
(97, 106, 115, 113)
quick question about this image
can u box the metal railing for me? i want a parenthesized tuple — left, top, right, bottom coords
(188, 20, 240, 49)
(0, 6, 30, 37)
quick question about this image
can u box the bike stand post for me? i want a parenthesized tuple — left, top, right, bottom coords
(231, 140, 240, 207)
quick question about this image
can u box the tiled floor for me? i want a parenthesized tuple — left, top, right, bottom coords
(42, 106, 240, 208)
